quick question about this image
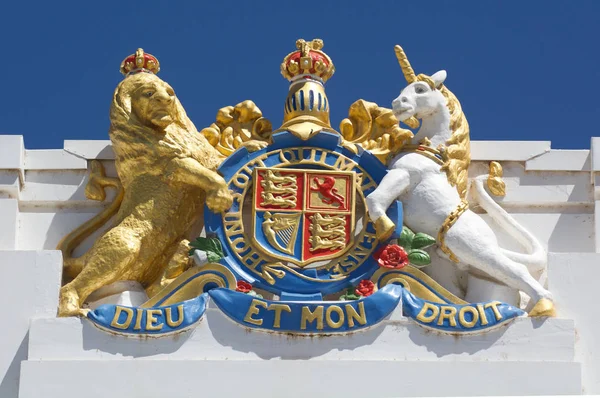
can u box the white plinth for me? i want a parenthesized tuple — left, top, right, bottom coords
(27, 314, 575, 362)
(20, 360, 581, 398)
(20, 314, 580, 398)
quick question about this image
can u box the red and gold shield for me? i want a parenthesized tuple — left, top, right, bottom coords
(252, 167, 355, 267)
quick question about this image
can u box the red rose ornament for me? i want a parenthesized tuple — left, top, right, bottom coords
(236, 280, 253, 293)
(374, 244, 409, 269)
(355, 279, 376, 297)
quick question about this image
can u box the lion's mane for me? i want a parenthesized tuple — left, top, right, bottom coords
(108, 73, 222, 187)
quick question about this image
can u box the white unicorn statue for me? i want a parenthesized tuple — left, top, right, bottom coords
(365, 45, 555, 317)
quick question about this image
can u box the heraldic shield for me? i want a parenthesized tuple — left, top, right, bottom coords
(253, 168, 355, 266)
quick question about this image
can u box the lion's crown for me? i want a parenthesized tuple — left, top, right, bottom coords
(120, 48, 160, 76)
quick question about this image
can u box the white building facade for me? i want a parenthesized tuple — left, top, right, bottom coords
(1, 135, 598, 397)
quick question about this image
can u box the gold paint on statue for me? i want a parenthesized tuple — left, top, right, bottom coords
(260, 170, 298, 208)
(487, 161, 506, 197)
(134, 309, 143, 330)
(340, 100, 414, 163)
(142, 263, 236, 308)
(274, 39, 339, 141)
(57, 160, 123, 280)
(241, 300, 293, 329)
(277, 78, 337, 140)
(120, 48, 161, 76)
(484, 302, 504, 320)
(261, 170, 298, 191)
(145, 309, 164, 331)
(57, 59, 234, 317)
(165, 305, 185, 327)
(477, 304, 489, 325)
(345, 302, 367, 327)
(300, 306, 324, 330)
(437, 200, 469, 263)
(200, 100, 272, 157)
(261, 193, 297, 208)
(110, 307, 134, 329)
(308, 214, 346, 252)
(528, 297, 556, 317)
(280, 39, 334, 82)
(458, 306, 479, 328)
(269, 303, 292, 328)
(374, 214, 396, 242)
(416, 301, 504, 328)
(260, 264, 286, 285)
(419, 137, 432, 146)
(416, 303, 439, 323)
(308, 236, 346, 252)
(325, 306, 345, 328)
(371, 266, 467, 305)
(401, 144, 446, 166)
(244, 299, 268, 326)
(262, 212, 301, 255)
(437, 306, 458, 327)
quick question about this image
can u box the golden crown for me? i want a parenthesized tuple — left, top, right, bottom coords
(120, 48, 160, 76)
(280, 39, 335, 83)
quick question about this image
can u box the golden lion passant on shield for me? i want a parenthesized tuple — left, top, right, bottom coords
(57, 64, 233, 316)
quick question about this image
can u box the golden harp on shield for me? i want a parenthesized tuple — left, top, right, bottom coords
(262, 211, 301, 255)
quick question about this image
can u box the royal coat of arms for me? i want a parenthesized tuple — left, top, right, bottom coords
(55, 39, 552, 338)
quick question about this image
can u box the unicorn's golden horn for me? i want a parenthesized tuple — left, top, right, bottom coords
(394, 45, 416, 83)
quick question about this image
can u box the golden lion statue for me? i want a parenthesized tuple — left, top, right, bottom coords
(57, 71, 233, 316)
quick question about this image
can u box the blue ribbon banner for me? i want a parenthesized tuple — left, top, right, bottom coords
(400, 288, 526, 333)
(209, 285, 403, 333)
(87, 294, 208, 335)
(86, 285, 525, 336)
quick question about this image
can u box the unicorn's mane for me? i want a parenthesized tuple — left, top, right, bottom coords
(440, 86, 470, 199)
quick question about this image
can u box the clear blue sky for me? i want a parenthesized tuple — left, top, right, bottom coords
(1, 1, 597, 150)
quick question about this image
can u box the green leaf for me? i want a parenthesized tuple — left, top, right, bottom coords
(339, 288, 360, 301)
(398, 226, 415, 250)
(189, 237, 225, 258)
(412, 233, 437, 250)
(206, 251, 222, 263)
(408, 249, 431, 267)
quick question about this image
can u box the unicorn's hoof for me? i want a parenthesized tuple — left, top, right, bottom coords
(375, 215, 396, 241)
(528, 298, 556, 317)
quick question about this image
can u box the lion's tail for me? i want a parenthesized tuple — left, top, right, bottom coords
(57, 160, 124, 279)
(472, 166, 546, 274)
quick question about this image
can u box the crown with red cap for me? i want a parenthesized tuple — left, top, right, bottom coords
(280, 39, 335, 83)
(120, 48, 160, 76)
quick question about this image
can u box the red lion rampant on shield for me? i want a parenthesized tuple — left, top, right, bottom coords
(311, 176, 345, 207)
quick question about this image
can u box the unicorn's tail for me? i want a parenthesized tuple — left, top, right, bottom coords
(472, 174, 547, 273)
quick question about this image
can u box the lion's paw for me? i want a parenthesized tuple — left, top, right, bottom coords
(207, 187, 233, 213)
(58, 286, 82, 317)
(241, 140, 268, 153)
